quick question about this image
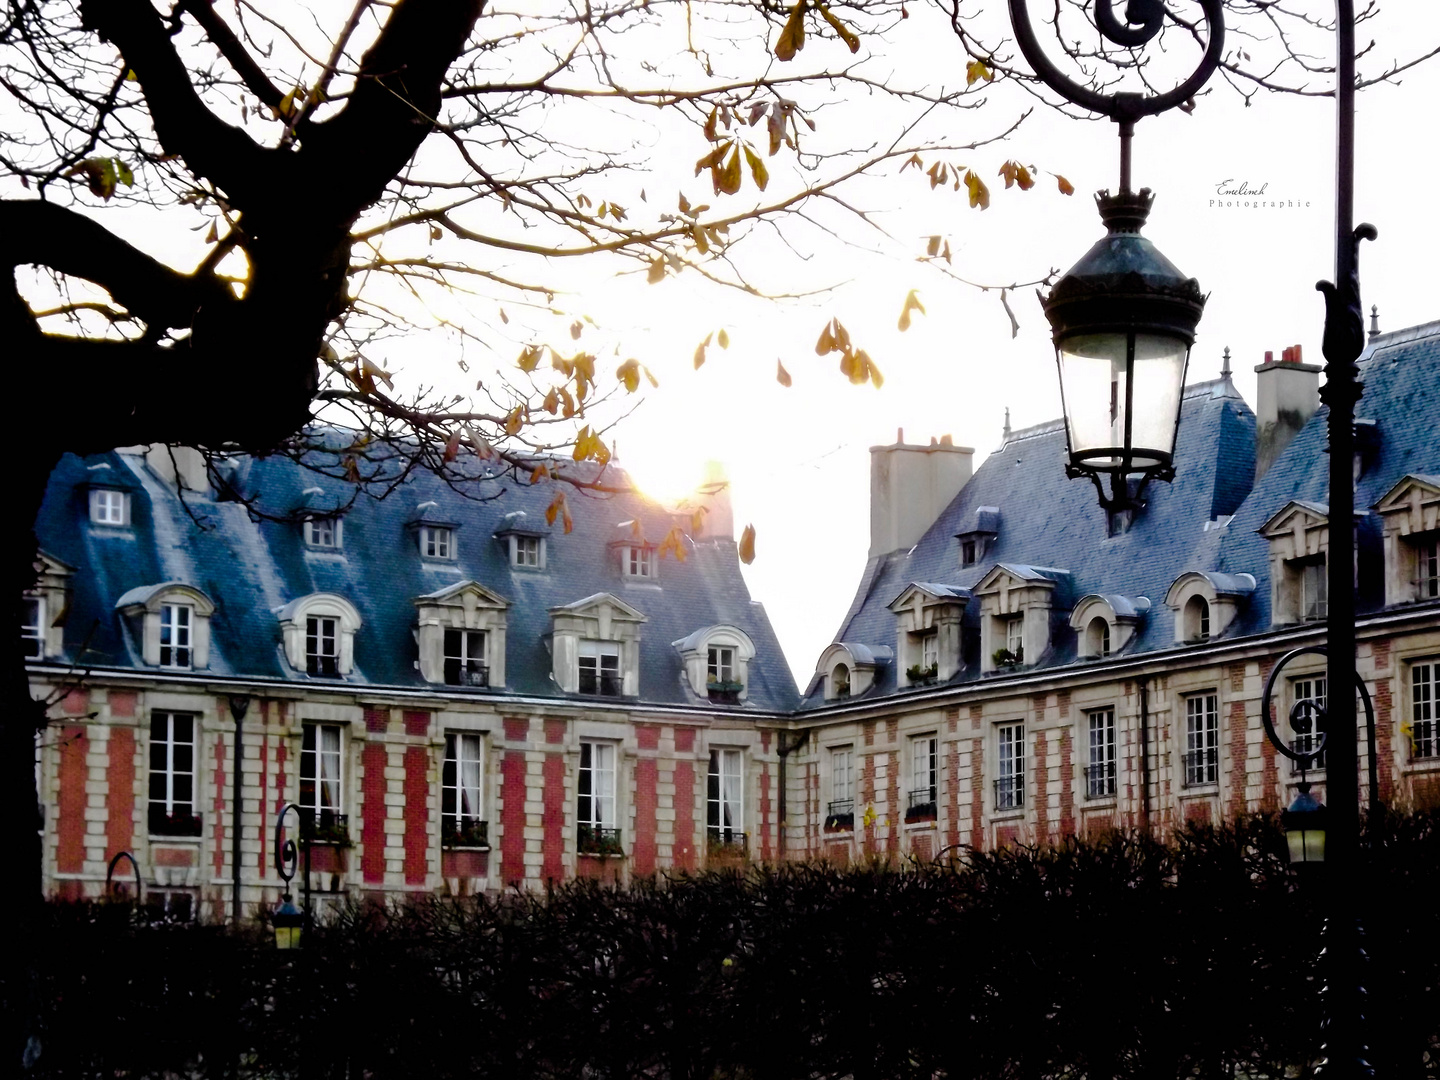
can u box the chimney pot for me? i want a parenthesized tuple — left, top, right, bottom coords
(1264, 350, 1273, 364)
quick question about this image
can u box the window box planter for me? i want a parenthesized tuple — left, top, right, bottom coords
(991, 648, 1023, 672)
(904, 787, 937, 822)
(299, 810, 352, 848)
(441, 819, 490, 849)
(147, 808, 203, 837)
(577, 825, 623, 856)
(905, 664, 939, 685)
(706, 679, 744, 704)
(824, 799, 855, 832)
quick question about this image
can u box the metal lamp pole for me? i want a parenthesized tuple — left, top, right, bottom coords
(1006, 1, 1375, 1075)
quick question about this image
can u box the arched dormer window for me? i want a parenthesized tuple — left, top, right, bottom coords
(1164, 572, 1255, 644)
(832, 664, 851, 697)
(276, 593, 363, 677)
(115, 582, 217, 670)
(815, 642, 890, 701)
(673, 625, 756, 704)
(1068, 594, 1149, 660)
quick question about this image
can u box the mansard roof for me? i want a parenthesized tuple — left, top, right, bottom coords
(802, 319, 1440, 708)
(32, 444, 798, 712)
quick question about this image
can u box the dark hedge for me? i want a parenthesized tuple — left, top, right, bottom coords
(8, 812, 1437, 1079)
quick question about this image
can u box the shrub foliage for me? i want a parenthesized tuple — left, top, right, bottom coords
(10, 813, 1438, 1079)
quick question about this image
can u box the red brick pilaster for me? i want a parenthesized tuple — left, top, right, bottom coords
(1374, 675, 1394, 801)
(1058, 727, 1075, 836)
(633, 757, 657, 876)
(212, 738, 227, 877)
(1231, 700, 1254, 816)
(500, 751, 526, 885)
(542, 752, 565, 883)
(885, 750, 898, 852)
(361, 742, 387, 884)
(759, 759, 773, 861)
(403, 746, 429, 885)
(969, 737, 984, 850)
(1034, 731, 1049, 835)
(860, 752, 876, 855)
(106, 726, 136, 859)
(946, 741, 961, 850)
(57, 726, 88, 874)
(364, 707, 388, 733)
(404, 710, 430, 737)
(674, 759, 696, 870)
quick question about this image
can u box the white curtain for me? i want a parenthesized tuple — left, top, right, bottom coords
(320, 726, 341, 811)
(460, 736, 482, 820)
(595, 744, 616, 827)
(721, 750, 742, 830)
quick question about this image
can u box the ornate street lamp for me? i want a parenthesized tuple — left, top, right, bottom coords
(273, 802, 306, 949)
(1282, 783, 1327, 865)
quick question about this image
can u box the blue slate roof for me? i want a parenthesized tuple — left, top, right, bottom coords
(34, 446, 799, 713)
(802, 319, 1440, 707)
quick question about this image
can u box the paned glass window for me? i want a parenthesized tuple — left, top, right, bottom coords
(442, 733, 485, 844)
(1087, 708, 1116, 798)
(1300, 560, 1328, 621)
(1184, 693, 1220, 786)
(444, 629, 487, 686)
(708, 645, 736, 684)
(159, 603, 192, 668)
(623, 546, 656, 578)
(420, 526, 454, 559)
(1006, 617, 1025, 657)
(22, 597, 44, 659)
(90, 488, 127, 525)
(513, 535, 541, 567)
(149, 712, 199, 835)
(300, 723, 343, 815)
(1412, 662, 1436, 760)
(707, 748, 744, 841)
(1291, 677, 1327, 771)
(1417, 537, 1439, 599)
(578, 640, 621, 695)
(578, 742, 617, 829)
(995, 723, 1024, 810)
(921, 632, 939, 670)
(831, 748, 854, 805)
(306, 616, 339, 676)
(305, 517, 341, 548)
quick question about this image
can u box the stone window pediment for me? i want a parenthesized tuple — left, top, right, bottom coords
(1259, 502, 1350, 625)
(815, 641, 891, 701)
(276, 593, 362, 677)
(115, 582, 217, 670)
(673, 624, 756, 703)
(1374, 474, 1440, 605)
(414, 581, 510, 688)
(550, 593, 647, 696)
(887, 582, 970, 685)
(1164, 571, 1255, 643)
(1069, 593, 1150, 659)
(974, 563, 1066, 673)
(25, 551, 73, 661)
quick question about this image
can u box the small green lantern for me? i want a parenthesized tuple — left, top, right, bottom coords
(273, 893, 304, 949)
(1281, 782, 1328, 865)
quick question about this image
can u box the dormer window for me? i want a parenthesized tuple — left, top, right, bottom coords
(887, 582, 969, 686)
(1005, 617, 1025, 657)
(305, 516, 342, 549)
(306, 616, 339, 675)
(1087, 617, 1110, 658)
(22, 598, 44, 658)
(1260, 501, 1335, 626)
(974, 563, 1065, 673)
(1296, 557, 1327, 621)
(444, 629, 488, 686)
(708, 645, 735, 683)
(1374, 476, 1440, 607)
(90, 488, 129, 525)
(513, 535, 543, 568)
(159, 604, 193, 668)
(832, 664, 851, 697)
(1070, 593, 1149, 659)
(961, 540, 977, 567)
(1419, 536, 1440, 600)
(1186, 596, 1210, 641)
(816, 642, 889, 700)
(1165, 572, 1254, 643)
(674, 625, 756, 703)
(622, 545, 657, 579)
(420, 525, 454, 560)
(579, 640, 621, 696)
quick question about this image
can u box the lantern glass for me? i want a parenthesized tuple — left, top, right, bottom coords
(1057, 331, 1189, 469)
(1286, 825, 1326, 864)
(273, 896, 304, 949)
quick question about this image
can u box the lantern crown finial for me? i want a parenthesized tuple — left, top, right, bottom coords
(1095, 187, 1154, 234)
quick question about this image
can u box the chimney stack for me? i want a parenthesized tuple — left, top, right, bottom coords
(1254, 344, 1320, 481)
(869, 433, 974, 556)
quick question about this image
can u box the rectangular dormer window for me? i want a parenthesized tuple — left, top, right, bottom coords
(1417, 536, 1440, 600)
(306, 616, 339, 676)
(22, 598, 43, 659)
(1299, 559, 1327, 621)
(961, 540, 977, 567)
(444, 629, 488, 687)
(420, 526, 454, 560)
(512, 535, 542, 568)
(707, 645, 736, 684)
(578, 640, 621, 696)
(159, 603, 192, 669)
(90, 488, 128, 525)
(623, 545, 656, 579)
(1006, 617, 1024, 657)
(305, 517, 342, 549)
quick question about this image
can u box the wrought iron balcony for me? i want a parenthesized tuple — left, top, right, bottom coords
(147, 805, 203, 837)
(994, 776, 1024, 811)
(905, 787, 937, 820)
(1084, 762, 1117, 799)
(1182, 747, 1219, 788)
(441, 817, 490, 848)
(1289, 737, 1327, 774)
(706, 826, 748, 852)
(298, 808, 351, 845)
(824, 799, 854, 831)
(444, 661, 490, 688)
(577, 824, 623, 856)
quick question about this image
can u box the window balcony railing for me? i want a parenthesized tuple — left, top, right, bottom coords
(1182, 747, 1219, 788)
(306, 654, 340, 677)
(1410, 723, 1436, 761)
(444, 661, 489, 688)
(579, 672, 623, 697)
(824, 799, 854, 831)
(148, 806, 203, 837)
(577, 825, 623, 856)
(994, 776, 1024, 811)
(298, 809, 351, 846)
(706, 827, 748, 853)
(905, 787, 937, 820)
(1084, 762, 1117, 799)
(441, 817, 490, 849)
(1289, 737, 1326, 774)
(1413, 573, 1440, 601)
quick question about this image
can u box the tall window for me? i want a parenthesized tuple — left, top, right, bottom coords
(707, 748, 744, 843)
(1300, 560, 1328, 621)
(1417, 537, 1440, 599)
(829, 747, 854, 817)
(512, 535, 541, 568)
(1184, 693, 1220, 786)
(909, 735, 937, 817)
(578, 640, 621, 695)
(444, 629, 487, 686)
(708, 645, 736, 684)
(306, 616, 339, 676)
(1291, 677, 1327, 771)
(419, 526, 453, 559)
(149, 712, 199, 835)
(89, 488, 127, 525)
(159, 604, 192, 668)
(300, 723, 344, 821)
(1412, 662, 1436, 760)
(442, 732, 486, 846)
(623, 546, 656, 578)
(304, 517, 341, 548)
(1087, 708, 1116, 798)
(22, 597, 44, 659)
(995, 723, 1024, 810)
(577, 741, 619, 853)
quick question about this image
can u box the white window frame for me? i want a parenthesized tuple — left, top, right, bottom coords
(1290, 676, 1327, 772)
(159, 603, 192, 669)
(1086, 617, 1111, 659)
(304, 516, 342, 549)
(909, 734, 937, 815)
(1183, 693, 1220, 787)
(89, 488, 128, 525)
(920, 631, 939, 671)
(511, 535, 543, 568)
(419, 525, 454, 560)
(1299, 559, 1328, 621)
(623, 545, 657, 579)
(305, 615, 340, 676)
(1411, 661, 1436, 761)
(443, 628, 487, 686)
(1087, 707, 1116, 799)
(995, 723, 1024, 811)
(578, 741, 618, 831)
(830, 747, 854, 806)
(300, 722, 345, 817)
(22, 596, 44, 659)
(578, 639, 621, 696)
(707, 644, 736, 684)
(148, 711, 197, 833)
(442, 732, 486, 844)
(707, 747, 744, 841)
(1416, 536, 1440, 600)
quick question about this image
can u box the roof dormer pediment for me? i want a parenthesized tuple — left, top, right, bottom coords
(415, 580, 510, 610)
(887, 582, 972, 613)
(1258, 500, 1330, 539)
(974, 563, 1065, 595)
(1373, 474, 1440, 531)
(549, 592, 648, 623)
